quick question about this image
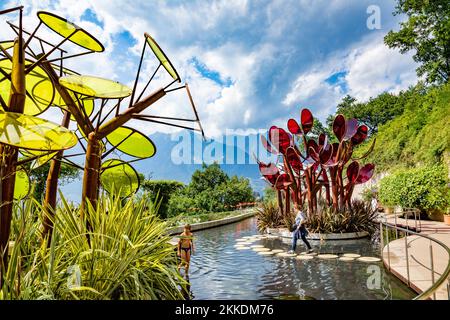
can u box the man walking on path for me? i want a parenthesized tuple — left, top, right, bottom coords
(289, 209, 313, 254)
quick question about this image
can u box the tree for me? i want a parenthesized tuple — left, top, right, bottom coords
(26, 162, 80, 201)
(218, 176, 255, 208)
(141, 180, 185, 218)
(384, 0, 450, 84)
(166, 163, 254, 216)
(311, 119, 336, 143)
(330, 90, 415, 135)
(188, 163, 229, 195)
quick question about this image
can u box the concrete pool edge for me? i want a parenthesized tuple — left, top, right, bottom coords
(168, 209, 256, 235)
(266, 227, 370, 240)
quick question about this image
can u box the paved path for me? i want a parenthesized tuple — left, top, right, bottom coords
(382, 214, 450, 300)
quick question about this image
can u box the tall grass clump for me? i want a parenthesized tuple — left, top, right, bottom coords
(1, 192, 186, 300)
(307, 200, 378, 235)
(256, 200, 284, 232)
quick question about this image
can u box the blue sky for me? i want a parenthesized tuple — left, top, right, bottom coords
(0, 1, 419, 201)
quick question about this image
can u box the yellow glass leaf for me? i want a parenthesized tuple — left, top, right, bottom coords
(0, 41, 14, 51)
(0, 111, 78, 151)
(14, 168, 30, 200)
(0, 58, 55, 116)
(106, 126, 156, 159)
(37, 11, 104, 52)
(100, 159, 139, 198)
(53, 90, 94, 120)
(31, 152, 58, 170)
(20, 149, 58, 170)
(145, 33, 180, 82)
(59, 75, 132, 99)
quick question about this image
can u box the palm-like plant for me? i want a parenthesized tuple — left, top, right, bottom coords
(2, 193, 186, 300)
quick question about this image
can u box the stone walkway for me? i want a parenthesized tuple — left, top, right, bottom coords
(382, 214, 450, 300)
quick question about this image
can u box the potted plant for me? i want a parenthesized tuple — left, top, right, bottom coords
(444, 208, 450, 226)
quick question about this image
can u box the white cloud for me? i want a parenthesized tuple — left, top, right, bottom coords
(282, 32, 418, 122)
(1, 0, 418, 137)
(345, 42, 418, 101)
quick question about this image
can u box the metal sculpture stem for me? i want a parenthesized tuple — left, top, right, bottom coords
(0, 38, 25, 288)
(42, 110, 71, 245)
(80, 132, 102, 219)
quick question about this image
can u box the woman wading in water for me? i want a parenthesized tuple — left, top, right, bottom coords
(177, 224, 195, 275)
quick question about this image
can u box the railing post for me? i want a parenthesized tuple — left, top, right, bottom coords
(394, 211, 398, 239)
(418, 209, 422, 232)
(386, 224, 391, 270)
(405, 209, 409, 231)
(405, 233, 410, 286)
(380, 219, 384, 258)
(447, 278, 450, 300)
(414, 209, 418, 232)
(429, 241, 436, 300)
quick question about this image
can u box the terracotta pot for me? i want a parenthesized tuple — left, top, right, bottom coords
(444, 215, 450, 226)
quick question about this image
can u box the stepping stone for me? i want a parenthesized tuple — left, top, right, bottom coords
(271, 249, 284, 254)
(300, 251, 318, 256)
(276, 252, 297, 258)
(258, 251, 275, 256)
(253, 247, 271, 252)
(338, 257, 355, 262)
(235, 246, 251, 250)
(236, 241, 253, 245)
(357, 256, 381, 263)
(342, 253, 361, 258)
(250, 245, 265, 248)
(296, 255, 314, 261)
(317, 254, 338, 259)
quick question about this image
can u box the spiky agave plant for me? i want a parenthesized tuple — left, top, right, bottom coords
(256, 200, 284, 232)
(2, 192, 186, 300)
(307, 200, 377, 234)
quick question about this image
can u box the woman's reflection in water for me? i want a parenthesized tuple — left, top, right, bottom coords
(181, 275, 194, 300)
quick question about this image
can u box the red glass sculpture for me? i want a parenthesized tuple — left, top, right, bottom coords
(258, 108, 375, 215)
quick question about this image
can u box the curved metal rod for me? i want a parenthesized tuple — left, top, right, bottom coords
(379, 211, 450, 300)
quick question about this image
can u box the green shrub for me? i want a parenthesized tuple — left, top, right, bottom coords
(141, 180, 185, 218)
(263, 187, 276, 203)
(379, 165, 450, 212)
(355, 83, 450, 171)
(166, 163, 255, 217)
(361, 187, 378, 203)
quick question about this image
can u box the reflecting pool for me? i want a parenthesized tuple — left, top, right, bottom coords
(186, 217, 415, 300)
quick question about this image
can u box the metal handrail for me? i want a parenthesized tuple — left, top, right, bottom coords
(379, 210, 450, 300)
(382, 207, 422, 232)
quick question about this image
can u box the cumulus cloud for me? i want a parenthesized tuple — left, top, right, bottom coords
(1, 0, 418, 136)
(282, 32, 418, 122)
